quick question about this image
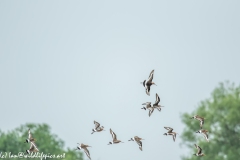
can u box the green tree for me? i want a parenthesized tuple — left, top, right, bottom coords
(181, 82, 240, 160)
(0, 123, 83, 160)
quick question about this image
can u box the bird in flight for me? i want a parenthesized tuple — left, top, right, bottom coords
(91, 121, 105, 134)
(193, 144, 206, 157)
(108, 129, 124, 145)
(163, 127, 178, 142)
(76, 143, 92, 160)
(128, 136, 144, 151)
(191, 115, 206, 129)
(141, 70, 157, 96)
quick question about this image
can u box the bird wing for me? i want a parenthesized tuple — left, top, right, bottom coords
(142, 102, 151, 105)
(172, 133, 176, 142)
(29, 142, 39, 152)
(202, 132, 209, 142)
(110, 129, 117, 141)
(28, 129, 32, 139)
(194, 144, 202, 154)
(148, 107, 154, 117)
(145, 86, 150, 96)
(81, 143, 87, 148)
(134, 136, 140, 140)
(136, 140, 142, 148)
(83, 148, 91, 160)
(200, 120, 204, 129)
(147, 70, 154, 82)
(164, 127, 173, 132)
(195, 115, 204, 121)
(154, 93, 160, 105)
(94, 121, 100, 130)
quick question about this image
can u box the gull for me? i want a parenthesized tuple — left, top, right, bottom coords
(141, 70, 157, 96)
(163, 127, 178, 142)
(128, 136, 144, 151)
(91, 121, 105, 134)
(76, 143, 92, 160)
(108, 129, 123, 145)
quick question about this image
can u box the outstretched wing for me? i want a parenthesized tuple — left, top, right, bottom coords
(147, 70, 154, 82)
(94, 121, 100, 130)
(134, 136, 140, 141)
(195, 115, 204, 121)
(136, 140, 142, 151)
(194, 144, 202, 154)
(164, 127, 173, 132)
(172, 133, 176, 142)
(83, 148, 91, 160)
(142, 102, 151, 106)
(200, 120, 204, 129)
(145, 86, 150, 96)
(148, 108, 154, 117)
(28, 129, 32, 139)
(202, 132, 209, 142)
(110, 129, 117, 141)
(154, 93, 160, 105)
(29, 142, 39, 152)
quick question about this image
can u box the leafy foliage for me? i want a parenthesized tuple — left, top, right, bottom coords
(181, 81, 240, 160)
(0, 123, 83, 160)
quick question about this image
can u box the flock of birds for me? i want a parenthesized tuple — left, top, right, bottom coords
(24, 70, 209, 159)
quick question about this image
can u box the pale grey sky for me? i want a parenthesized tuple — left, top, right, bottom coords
(0, 1, 240, 160)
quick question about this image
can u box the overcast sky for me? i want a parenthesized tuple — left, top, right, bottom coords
(0, 1, 240, 160)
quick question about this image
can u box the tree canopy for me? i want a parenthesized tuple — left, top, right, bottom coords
(181, 82, 240, 160)
(0, 123, 83, 160)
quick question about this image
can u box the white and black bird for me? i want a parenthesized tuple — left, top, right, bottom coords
(108, 129, 123, 145)
(91, 121, 105, 134)
(76, 143, 92, 160)
(196, 129, 209, 142)
(25, 129, 36, 143)
(128, 136, 144, 151)
(191, 115, 206, 129)
(193, 144, 205, 157)
(163, 127, 178, 142)
(141, 70, 157, 96)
